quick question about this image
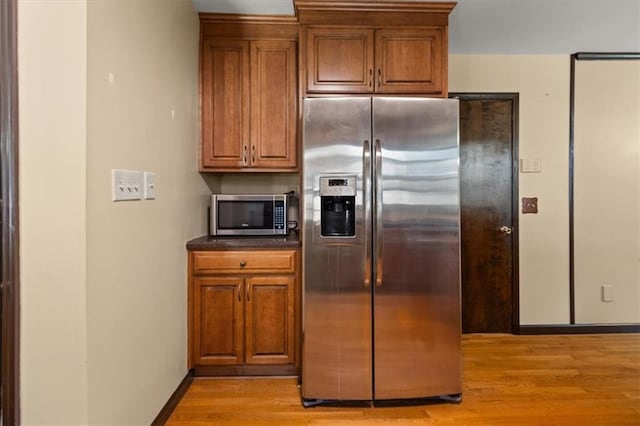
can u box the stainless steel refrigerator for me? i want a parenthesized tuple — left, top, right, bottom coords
(301, 97, 461, 405)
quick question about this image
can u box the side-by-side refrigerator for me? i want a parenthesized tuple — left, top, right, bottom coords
(301, 97, 461, 405)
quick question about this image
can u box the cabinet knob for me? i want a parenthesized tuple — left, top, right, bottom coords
(240, 260, 247, 268)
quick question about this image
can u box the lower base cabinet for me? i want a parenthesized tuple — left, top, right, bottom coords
(188, 249, 299, 376)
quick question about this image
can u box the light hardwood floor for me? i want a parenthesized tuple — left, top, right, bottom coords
(167, 334, 640, 425)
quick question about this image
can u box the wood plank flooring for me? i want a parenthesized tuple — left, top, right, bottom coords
(166, 334, 640, 425)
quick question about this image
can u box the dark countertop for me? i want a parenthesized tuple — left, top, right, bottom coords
(186, 232, 301, 250)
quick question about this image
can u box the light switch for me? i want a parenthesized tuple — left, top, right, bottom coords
(143, 172, 156, 200)
(112, 169, 142, 201)
(520, 158, 542, 173)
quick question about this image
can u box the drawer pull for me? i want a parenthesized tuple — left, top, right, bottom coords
(240, 261, 247, 268)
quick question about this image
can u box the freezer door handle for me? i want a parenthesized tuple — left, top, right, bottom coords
(374, 139, 383, 287)
(363, 139, 372, 287)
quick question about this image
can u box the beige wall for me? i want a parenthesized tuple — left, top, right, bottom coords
(574, 60, 640, 323)
(17, 8, 635, 423)
(218, 173, 300, 195)
(19, 0, 207, 424)
(85, 0, 206, 424)
(18, 0, 89, 423)
(450, 55, 571, 325)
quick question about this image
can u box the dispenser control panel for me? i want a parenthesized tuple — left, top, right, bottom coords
(319, 176, 356, 196)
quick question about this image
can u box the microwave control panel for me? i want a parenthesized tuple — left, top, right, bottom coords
(274, 198, 286, 232)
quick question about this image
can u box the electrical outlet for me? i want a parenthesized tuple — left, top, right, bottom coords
(143, 172, 156, 200)
(112, 169, 142, 201)
(601, 285, 614, 302)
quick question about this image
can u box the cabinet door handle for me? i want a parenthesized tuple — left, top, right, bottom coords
(237, 282, 242, 302)
(243, 145, 248, 165)
(246, 282, 250, 302)
(369, 69, 372, 87)
(377, 69, 381, 87)
(251, 145, 256, 164)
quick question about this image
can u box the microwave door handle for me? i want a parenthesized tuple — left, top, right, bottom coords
(363, 139, 372, 288)
(211, 198, 217, 236)
(374, 139, 383, 287)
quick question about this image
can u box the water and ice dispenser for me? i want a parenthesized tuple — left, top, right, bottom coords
(319, 176, 356, 237)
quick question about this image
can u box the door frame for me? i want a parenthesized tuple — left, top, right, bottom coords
(0, 0, 20, 423)
(569, 52, 640, 325)
(450, 92, 521, 333)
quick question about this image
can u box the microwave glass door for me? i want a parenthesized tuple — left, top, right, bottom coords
(217, 200, 273, 230)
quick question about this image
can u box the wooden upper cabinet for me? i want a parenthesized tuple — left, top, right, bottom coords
(296, 1, 455, 96)
(201, 39, 250, 169)
(306, 27, 374, 93)
(375, 28, 444, 94)
(250, 40, 297, 169)
(199, 15, 298, 172)
(304, 26, 445, 95)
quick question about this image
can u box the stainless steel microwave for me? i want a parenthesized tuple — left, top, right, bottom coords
(210, 194, 287, 236)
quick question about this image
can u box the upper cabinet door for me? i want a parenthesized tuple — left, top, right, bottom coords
(306, 27, 375, 93)
(250, 40, 298, 169)
(375, 28, 445, 95)
(201, 39, 250, 169)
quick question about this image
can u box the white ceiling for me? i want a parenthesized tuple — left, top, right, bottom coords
(192, 0, 640, 54)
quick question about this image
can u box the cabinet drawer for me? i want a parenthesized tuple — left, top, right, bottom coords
(192, 250, 296, 274)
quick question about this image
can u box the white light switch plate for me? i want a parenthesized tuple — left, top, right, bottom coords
(112, 169, 142, 201)
(143, 171, 156, 200)
(520, 158, 542, 173)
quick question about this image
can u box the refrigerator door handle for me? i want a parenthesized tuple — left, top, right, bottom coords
(363, 139, 372, 287)
(374, 139, 383, 287)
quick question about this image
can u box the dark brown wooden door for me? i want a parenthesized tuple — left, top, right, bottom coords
(457, 95, 518, 333)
